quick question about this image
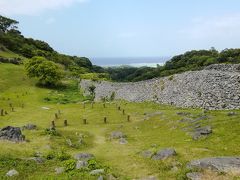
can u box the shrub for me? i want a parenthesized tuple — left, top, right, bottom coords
(62, 159, 76, 172)
(25, 56, 64, 86)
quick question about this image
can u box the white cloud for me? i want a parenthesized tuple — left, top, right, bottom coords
(179, 14, 240, 40)
(0, 0, 88, 16)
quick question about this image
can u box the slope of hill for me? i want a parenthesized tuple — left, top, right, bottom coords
(0, 63, 240, 179)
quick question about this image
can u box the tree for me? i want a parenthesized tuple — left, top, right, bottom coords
(25, 56, 64, 86)
(0, 15, 19, 33)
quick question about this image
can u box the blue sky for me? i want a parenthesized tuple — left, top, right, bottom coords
(1, 0, 240, 64)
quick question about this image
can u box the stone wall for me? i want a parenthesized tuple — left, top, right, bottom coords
(80, 64, 240, 110)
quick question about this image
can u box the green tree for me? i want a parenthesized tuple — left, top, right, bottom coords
(0, 15, 19, 33)
(25, 56, 64, 86)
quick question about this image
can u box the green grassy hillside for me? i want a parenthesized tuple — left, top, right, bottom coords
(0, 64, 240, 179)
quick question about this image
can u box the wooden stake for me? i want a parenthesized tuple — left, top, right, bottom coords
(103, 103, 106, 108)
(64, 120, 68, 126)
(55, 113, 59, 119)
(127, 115, 130, 122)
(51, 121, 55, 128)
(104, 117, 107, 124)
(83, 119, 87, 124)
(118, 106, 121, 111)
(11, 107, 14, 112)
(0, 109, 4, 116)
(122, 109, 125, 115)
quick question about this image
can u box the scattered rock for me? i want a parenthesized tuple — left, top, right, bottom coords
(106, 174, 117, 180)
(76, 160, 88, 169)
(55, 167, 65, 174)
(187, 157, 240, 175)
(176, 112, 191, 116)
(90, 169, 104, 175)
(25, 157, 45, 164)
(98, 175, 104, 180)
(138, 176, 158, 180)
(6, 169, 19, 177)
(119, 138, 128, 144)
(192, 126, 212, 140)
(66, 138, 73, 147)
(178, 117, 193, 123)
(152, 148, 176, 160)
(0, 126, 25, 142)
(193, 116, 208, 122)
(22, 124, 37, 130)
(227, 112, 237, 116)
(110, 131, 126, 139)
(141, 150, 154, 158)
(186, 172, 203, 180)
(74, 153, 94, 160)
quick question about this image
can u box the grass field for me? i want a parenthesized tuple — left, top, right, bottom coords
(0, 63, 240, 179)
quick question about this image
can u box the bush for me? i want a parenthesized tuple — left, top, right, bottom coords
(62, 159, 76, 172)
(25, 56, 64, 86)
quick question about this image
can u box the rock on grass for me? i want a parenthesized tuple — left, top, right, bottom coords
(74, 153, 94, 160)
(0, 126, 25, 142)
(6, 169, 19, 177)
(187, 157, 240, 175)
(152, 148, 176, 160)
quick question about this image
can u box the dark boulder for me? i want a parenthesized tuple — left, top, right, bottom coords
(110, 131, 126, 139)
(22, 124, 37, 130)
(0, 126, 25, 142)
(187, 157, 240, 175)
(152, 148, 176, 160)
(74, 153, 94, 160)
(192, 126, 212, 140)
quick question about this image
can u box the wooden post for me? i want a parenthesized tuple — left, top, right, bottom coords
(0, 109, 4, 116)
(51, 120, 55, 128)
(64, 120, 68, 126)
(104, 117, 107, 124)
(103, 103, 106, 108)
(83, 119, 87, 124)
(55, 113, 59, 119)
(118, 106, 121, 111)
(11, 107, 14, 112)
(127, 115, 130, 122)
(122, 109, 125, 115)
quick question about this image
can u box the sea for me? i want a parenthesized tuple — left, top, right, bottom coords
(91, 57, 170, 67)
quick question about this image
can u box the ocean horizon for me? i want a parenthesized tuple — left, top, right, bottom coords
(91, 57, 170, 67)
